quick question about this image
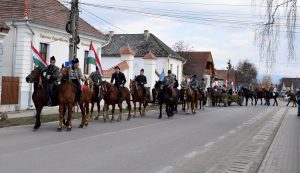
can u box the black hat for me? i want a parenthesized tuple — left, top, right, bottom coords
(72, 58, 79, 64)
(168, 70, 171, 74)
(96, 66, 99, 71)
(50, 56, 56, 61)
(202, 78, 205, 81)
(193, 74, 197, 78)
(114, 66, 120, 70)
(140, 69, 144, 72)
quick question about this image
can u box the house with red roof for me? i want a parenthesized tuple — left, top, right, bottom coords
(0, 0, 108, 111)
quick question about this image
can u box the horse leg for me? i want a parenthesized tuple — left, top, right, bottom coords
(139, 102, 142, 116)
(84, 101, 90, 126)
(133, 102, 137, 118)
(117, 103, 123, 122)
(97, 100, 101, 118)
(33, 105, 42, 130)
(111, 104, 116, 122)
(159, 103, 162, 119)
(57, 105, 64, 132)
(79, 102, 85, 128)
(126, 99, 131, 121)
(192, 101, 195, 114)
(66, 104, 73, 131)
(90, 102, 95, 120)
(103, 103, 108, 122)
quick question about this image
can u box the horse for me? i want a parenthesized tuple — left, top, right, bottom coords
(179, 88, 186, 111)
(241, 87, 254, 106)
(90, 83, 102, 120)
(152, 88, 158, 105)
(263, 90, 279, 106)
(286, 91, 297, 107)
(98, 81, 131, 122)
(78, 78, 94, 128)
(129, 79, 150, 117)
(208, 88, 225, 106)
(253, 89, 264, 106)
(154, 81, 177, 118)
(197, 88, 207, 110)
(56, 67, 76, 131)
(182, 86, 197, 114)
(26, 67, 58, 130)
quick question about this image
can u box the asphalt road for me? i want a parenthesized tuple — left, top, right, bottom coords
(0, 104, 280, 173)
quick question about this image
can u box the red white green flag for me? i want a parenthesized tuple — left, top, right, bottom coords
(31, 43, 47, 68)
(87, 41, 104, 75)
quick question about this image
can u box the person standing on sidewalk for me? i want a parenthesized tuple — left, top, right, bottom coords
(296, 89, 300, 116)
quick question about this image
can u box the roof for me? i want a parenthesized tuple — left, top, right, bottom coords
(215, 69, 235, 81)
(0, 20, 9, 33)
(282, 78, 300, 87)
(0, 0, 107, 40)
(178, 51, 215, 80)
(120, 46, 135, 55)
(102, 61, 129, 78)
(101, 32, 185, 61)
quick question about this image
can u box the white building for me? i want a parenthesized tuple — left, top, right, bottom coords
(0, 0, 108, 111)
(101, 30, 186, 89)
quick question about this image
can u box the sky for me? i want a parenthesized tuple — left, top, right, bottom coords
(71, 0, 300, 83)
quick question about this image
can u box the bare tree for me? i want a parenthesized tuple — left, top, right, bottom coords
(262, 75, 272, 89)
(235, 60, 258, 87)
(172, 40, 192, 52)
(253, 0, 298, 68)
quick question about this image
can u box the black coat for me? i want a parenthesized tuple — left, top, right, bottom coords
(110, 72, 126, 86)
(135, 75, 147, 86)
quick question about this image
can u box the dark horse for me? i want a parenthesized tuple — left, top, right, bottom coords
(253, 89, 264, 106)
(241, 87, 253, 106)
(129, 79, 150, 117)
(263, 90, 279, 106)
(56, 67, 76, 131)
(26, 67, 58, 130)
(286, 91, 297, 107)
(90, 83, 102, 120)
(98, 81, 131, 122)
(154, 81, 178, 118)
(197, 88, 207, 110)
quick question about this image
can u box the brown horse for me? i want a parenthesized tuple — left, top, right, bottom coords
(26, 67, 53, 130)
(78, 78, 94, 128)
(97, 81, 131, 122)
(56, 67, 76, 131)
(286, 91, 297, 107)
(182, 87, 197, 114)
(197, 89, 207, 110)
(129, 79, 150, 117)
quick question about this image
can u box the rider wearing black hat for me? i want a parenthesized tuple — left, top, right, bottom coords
(135, 69, 147, 99)
(110, 66, 127, 104)
(70, 57, 84, 104)
(42, 56, 59, 106)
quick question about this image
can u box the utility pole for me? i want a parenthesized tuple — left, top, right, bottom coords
(68, 0, 79, 61)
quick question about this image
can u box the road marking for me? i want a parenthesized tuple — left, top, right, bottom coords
(218, 135, 227, 140)
(156, 166, 174, 173)
(229, 130, 236, 134)
(205, 142, 215, 148)
(237, 126, 242, 129)
(184, 151, 199, 159)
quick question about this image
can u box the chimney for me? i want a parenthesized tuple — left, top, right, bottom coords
(24, 0, 30, 19)
(144, 30, 150, 41)
(109, 31, 114, 38)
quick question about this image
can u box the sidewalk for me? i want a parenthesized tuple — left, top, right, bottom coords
(258, 107, 300, 173)
(7, 106, 60, 119)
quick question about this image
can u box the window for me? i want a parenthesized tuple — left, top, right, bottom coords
(39, 43, 48, 61)
(84, 50, 89, 74)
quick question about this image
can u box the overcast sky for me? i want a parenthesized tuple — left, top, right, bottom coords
(74, 0, 300, 83)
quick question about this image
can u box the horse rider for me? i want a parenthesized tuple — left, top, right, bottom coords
(110, 66, 126, 104)
(180, 77, 189, 90)
(135, 69, 147, 99)
(199, 78, 206, 92)
(70, 58, 84, 105)
(42, 56, 59, 106)
(89, 66, 103, 99)
(173, 75, 179, 89)
(164, 70, 175, 96)
(189, 74, 199, 97)
(221, 84, 227, 94)
(269, 84, 274, 92)
(296, 89, 300, 116)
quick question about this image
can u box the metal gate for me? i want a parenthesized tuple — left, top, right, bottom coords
(1, 76, 19, 105)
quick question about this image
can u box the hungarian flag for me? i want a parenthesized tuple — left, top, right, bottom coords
(31, 43, 47, 68)
(159, 69, 165, 81)
(87, 41, 104, 75)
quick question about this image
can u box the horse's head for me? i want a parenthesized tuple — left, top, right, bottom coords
(26, 67, 42, 83)
(129, 79, 137, 92)
(58, 65, 69, 81)
(100, 81, 112, 96)
(154, 81, 164, 91)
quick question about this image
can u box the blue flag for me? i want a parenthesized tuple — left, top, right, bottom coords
(159, 69, 165, 81)
(65, 60, 73, 67)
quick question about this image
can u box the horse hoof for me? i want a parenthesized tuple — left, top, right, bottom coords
(127, 118, 130, 121)
(33, 125, 40, 130)
(56, 128, 62, 132)
(78, 124, 84, 128)
(85, 123, 88, 127)
(66, 127, 72, 131)
(158, 116, 162, 119)
(94, 117, 99, 120)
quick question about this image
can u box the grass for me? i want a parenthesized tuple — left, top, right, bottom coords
(0, 105, 158, 128)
